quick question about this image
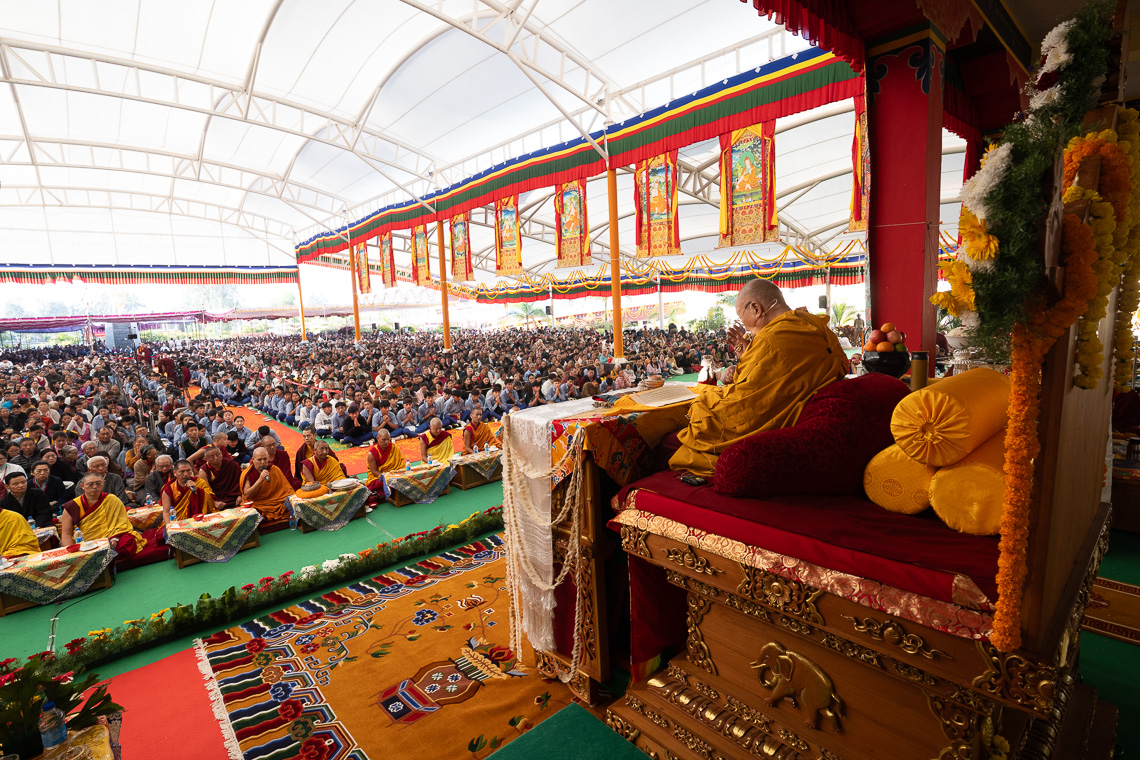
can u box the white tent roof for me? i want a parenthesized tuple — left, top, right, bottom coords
(0, 1, 966, 280)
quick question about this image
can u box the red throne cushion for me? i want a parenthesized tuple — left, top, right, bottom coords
(713, 373, 909, 497)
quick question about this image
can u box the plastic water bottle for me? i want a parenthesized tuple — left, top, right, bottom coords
(74, 527, 84, 543)
(145, 493, 156, 507)
(39, 700, 67, 753)
(27, 516, 36, 530)
(169, 504, 177, 521)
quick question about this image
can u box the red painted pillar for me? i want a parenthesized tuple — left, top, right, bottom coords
(867, 28, 944, 357)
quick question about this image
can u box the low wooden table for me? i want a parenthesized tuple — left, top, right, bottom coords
(175, 531, 261, 569)
(166, 508, 264, 569)
(0, 555, 115, 617)
(1112, 468, 1140, 532)
(450, 450, 503, 490)
(386, 462, 456, 507)
(299, 507, 367, 533)
(390, 484, 450, 507)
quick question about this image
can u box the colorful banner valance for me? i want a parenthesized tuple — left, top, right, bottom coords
(411, 224, 430, 286)
(494, 196, 523, 276)
(635, 151, 681, 257)
(849, 92, 869, 232)
(355, 243, 371, 294)
(0, 264, 299, 286)
(380, 231, 395, 288)
(555, 179, 590, 268)
(294, 47, 862, 262)
(718, 121, 777, 247)
(450, 212, 473, 282)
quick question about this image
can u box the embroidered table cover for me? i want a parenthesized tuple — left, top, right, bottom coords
(287, 484, 369, 531)
(386, 463, 455, 504)
(452, 449, 502, 479)
(167, 507, 262, 563)
(34, 525, 58, 546)
(127, 505, 165, 532)
(0, 539, 116, 604)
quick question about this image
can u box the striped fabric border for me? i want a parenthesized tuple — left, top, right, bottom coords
(0, 264, 300, 286)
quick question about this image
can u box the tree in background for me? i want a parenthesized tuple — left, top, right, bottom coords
(508, 302, 546, 329)
(830, 301, 858, 328)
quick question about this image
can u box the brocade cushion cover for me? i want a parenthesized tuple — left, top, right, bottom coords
(713, 373, 909, 497)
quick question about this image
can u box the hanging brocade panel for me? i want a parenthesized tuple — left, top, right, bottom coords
(356, 243, 372, 294)
(554, 179, 590, 268)
(411, 224, 431, 286)
(849, 93, 870, 232)
(635, 151, 681, 257)
(494, 196, 523, 276)
(717, 122, 778, 247)
(451, 212, 473, 281)
(380, 231, 396, 288)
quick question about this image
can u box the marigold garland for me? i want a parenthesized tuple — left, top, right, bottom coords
(992, 213, 1100, 651)
(933, 259, 978, 317)
(959, 207, 1000, 262)
(1065, 183, 1121, 388)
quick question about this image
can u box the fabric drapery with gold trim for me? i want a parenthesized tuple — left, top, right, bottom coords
(555, 179, 590, 268)
(380, 231, 396, 288)
(411, 224, 431, 286)
(718, 121, 778, 247)
(450, 212, 473, 281)
(635, 151, 681, 257)
(849, 92, 870, 232)
(355, 243, 372, 294)
(495, 195, 523, 275)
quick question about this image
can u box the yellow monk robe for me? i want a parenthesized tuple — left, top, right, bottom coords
(239, 464, 294, 522)
(62, 493, 147, 555)
(0, 507, 41, 557)
(464, 422, 501, 452)
(161, 478, 215, 520)
(670, 307, 847, 477)
(421, 430, 455, 461)
(302, 456, 347, 486)
(366, 442, 405, 485)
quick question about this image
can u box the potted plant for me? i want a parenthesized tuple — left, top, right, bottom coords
(0, 652, 122, 759)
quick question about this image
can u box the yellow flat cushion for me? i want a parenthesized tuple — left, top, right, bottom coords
(929, 430, 1006, 535)
(863, 444, 935, 514)
(890, 368, 1009, 467)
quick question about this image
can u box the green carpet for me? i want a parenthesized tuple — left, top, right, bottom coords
(0, 481, 503, 669)
(489, 703, 644, 760)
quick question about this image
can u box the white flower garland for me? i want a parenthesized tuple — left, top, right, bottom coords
(959, 142, 1013, 222)
(1038, 19, 1075, 77)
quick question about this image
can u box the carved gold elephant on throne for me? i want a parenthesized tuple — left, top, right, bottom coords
(751, 641, 844, 732)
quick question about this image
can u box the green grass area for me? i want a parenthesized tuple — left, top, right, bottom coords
(0, 482, 503, 669)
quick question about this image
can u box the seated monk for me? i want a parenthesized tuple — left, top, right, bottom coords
(366, 429, 405, 486)
(198, 446, 243, 509)
(299, 440, 348, 492)
(60, 473, 147, 557)
(161, 459, 215, 525)
(462, 407, 501, 454)
(262, 435, 301, 490)
(294, 428, 317, 481)
(0, 501, 41, 557)
(240, 446, 293, 522)
(670, 278, 848, 478)
(419, 418, 455, 462)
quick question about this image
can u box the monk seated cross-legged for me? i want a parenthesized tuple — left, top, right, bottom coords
(161, 459, 215, 526)
(240, 446, 294, 524)
(60, 473, 148, 557)
(669, 278, 848, 478)
(461, 407, 501, 454)
(419, 417, 455, 463)
(0, 501, 41, 557)
(198, 446, 243, 510)
(366, 429, 405, 489)
(298, 440, 349, 496)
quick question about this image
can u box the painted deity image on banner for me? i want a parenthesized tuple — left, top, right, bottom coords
(646, 156, 672, 222)
(356, 244, 371, 294)
(498, 205, 517, 253)
(560, 185, 583, 239)
(413, 225, 430, 284)
(732, 133, 768, 209)
(856, 110, 871, 227)
(451, 213, 472, 281)
(381, 232, 394, 287)
(495, 196, 523, 275)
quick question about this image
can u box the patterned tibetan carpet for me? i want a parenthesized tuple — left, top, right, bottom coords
(195, 535, 574, 760)
(1083, 576, 1140, 645)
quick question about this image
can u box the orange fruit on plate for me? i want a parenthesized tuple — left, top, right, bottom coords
(863, 341, 877, 352)
(880, 322, 896, 333)
(875, 341, 895, 352)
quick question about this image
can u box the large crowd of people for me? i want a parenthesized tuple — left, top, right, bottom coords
(0, 324, 735, 557)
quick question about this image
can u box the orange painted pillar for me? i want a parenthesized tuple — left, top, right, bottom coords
(436, 220, 451, 351)
(607, 166, 624, 360)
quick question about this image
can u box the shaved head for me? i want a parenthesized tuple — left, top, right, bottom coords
(735, 278, 785, 311)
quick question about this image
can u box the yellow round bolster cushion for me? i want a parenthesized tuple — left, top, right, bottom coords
(890, 367, 1010, 467)
(863, 444, 936, 514)
(929, 430, 1006, 535)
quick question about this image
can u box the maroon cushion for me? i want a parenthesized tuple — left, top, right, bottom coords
(713, 373, 909, 497)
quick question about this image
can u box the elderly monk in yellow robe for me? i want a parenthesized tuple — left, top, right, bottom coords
(300, 440, 348, 490)
(161, 459, 215, 526)
(670, 279, 847, 477)
(462, 407, 501, 454)
(366, 429, 405, 486)
(419, 418, 455, 462)
(60, 473, 147, 556)
(240, 446, 294, 523)
(0, 503, 41, 557)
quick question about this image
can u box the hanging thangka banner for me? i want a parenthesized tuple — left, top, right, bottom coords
(494, 195, 523, 276)
(380, 231, 395, 288)
(555, 179, 590, 268)
(635, 151, 681, 257)
(411, 224, 431, 286)
(355, 243, 371, 294)
(718, 121, 777, 247)
(451, 212, 473, 282)
(848, 92, 870, 232)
